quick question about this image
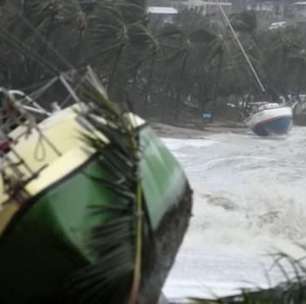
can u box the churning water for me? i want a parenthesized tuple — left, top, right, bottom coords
(161, 127, 306, 302)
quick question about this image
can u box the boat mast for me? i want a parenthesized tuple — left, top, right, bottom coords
(216, 0, 266, 94)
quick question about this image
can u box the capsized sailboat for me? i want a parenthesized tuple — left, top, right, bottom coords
(0, 70, 192, 303)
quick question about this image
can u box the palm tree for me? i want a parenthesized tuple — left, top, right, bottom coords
(0, 0, 87, 89)
(145, 8, 224, 122)
(258, 25, 306, 100)
(0, 0, 156, 104)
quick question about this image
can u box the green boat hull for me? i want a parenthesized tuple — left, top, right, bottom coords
(0, 125, 192, 303)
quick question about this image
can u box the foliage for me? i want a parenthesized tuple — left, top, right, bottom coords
(2, 1, 306, 301)
(1, 1, 306, 120)
(190, 252, 306, 304)
(257, 26, 306, 99)
(231, 11, 257, 34)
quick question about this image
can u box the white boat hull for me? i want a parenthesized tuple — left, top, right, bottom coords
(246, 106, 293, 136)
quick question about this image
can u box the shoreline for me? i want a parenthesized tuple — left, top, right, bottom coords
(151, 121, 247, 139)
(153, 121, 247, 304)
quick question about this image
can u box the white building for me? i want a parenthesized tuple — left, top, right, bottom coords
(182, 0, 232, 15)
(147, 6, 178, 24)
(247, 2, 274, 12)
(292, 2, 306, 18)
(245, 1, 285, 17)
(147, 6, 179, 15)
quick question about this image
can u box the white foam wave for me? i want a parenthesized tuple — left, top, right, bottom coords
(162, 138, 218, 151)
(163, 127, 306, 301)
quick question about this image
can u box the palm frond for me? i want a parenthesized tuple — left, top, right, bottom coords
(65, 67, 152, 304)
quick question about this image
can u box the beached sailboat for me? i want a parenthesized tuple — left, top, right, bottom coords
(217, 3, 293, 136)
(0, 69, 192, 303)
(244, 102, 293, 136)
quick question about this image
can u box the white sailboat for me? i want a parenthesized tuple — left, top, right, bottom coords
(217, 1, 293, 136)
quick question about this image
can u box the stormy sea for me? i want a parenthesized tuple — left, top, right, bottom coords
(161, 126, 306, 303)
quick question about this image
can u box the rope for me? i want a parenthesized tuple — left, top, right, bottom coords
(59, 75, 87, 107)
(34, 132, 47, 162)
(59, 74, 82, 104)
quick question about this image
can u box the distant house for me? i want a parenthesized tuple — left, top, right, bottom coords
(147, 6, 178, 15)
(147, 6, 178, 24)
(182, 1, 232, 15)
(292, 2, 306, 18)
(246, 1, 274, 12)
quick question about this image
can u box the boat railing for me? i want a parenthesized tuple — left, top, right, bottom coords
(0, 88, 61, 203)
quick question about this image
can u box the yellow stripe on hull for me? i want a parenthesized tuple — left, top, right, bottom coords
(0, 105, 145, 235)
(0, 106, 92, 234)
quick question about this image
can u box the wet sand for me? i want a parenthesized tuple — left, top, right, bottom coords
(152, 121, 246, 139)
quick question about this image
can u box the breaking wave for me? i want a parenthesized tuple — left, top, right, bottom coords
(162, 127, 306, 301)
(163, 127, 306, 253)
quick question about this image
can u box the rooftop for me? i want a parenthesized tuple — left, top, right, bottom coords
(147, 6, 178, 14)
(184, 1, 232, 6)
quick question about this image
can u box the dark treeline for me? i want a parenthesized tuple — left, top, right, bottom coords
(1, 0, 306, 122)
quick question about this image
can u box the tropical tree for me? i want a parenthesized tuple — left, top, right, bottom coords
(2, 1, 306, 122)
(258, 25, 306, 100)
(0, 0, 87, 90)
(0, 0, 155, 104)
(142, 8, 225, 121)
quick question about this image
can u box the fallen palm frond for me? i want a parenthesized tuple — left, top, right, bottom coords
(65, 67, 153, 304)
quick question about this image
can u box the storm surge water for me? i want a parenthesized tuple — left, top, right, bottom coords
(161, 127, 306, 302)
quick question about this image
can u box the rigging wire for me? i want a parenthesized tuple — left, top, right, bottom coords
(28, 76, 59, 100)
(19, 76, 60, 93)
(216, 0, 266, 93)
